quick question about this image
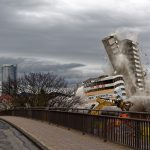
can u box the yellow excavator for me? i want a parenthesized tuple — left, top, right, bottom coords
(89, 97, 133, 115)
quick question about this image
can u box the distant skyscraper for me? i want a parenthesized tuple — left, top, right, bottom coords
(2, 64, 17, 95)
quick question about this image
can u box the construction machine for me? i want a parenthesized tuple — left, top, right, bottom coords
(89, 97, 133, 116)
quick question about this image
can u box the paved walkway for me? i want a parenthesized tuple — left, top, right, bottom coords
(0, 116, 132, 150)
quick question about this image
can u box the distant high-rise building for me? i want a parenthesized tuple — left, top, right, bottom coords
(2, 64, 17, 95)
(102, 35, 145, 95)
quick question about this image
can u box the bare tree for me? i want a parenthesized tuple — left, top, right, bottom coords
(48, 96, 82, 109)
(12, 72, 81, 108)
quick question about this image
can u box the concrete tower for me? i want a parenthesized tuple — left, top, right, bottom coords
(102, 35, 145, 95)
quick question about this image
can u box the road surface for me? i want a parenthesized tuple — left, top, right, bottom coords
(0, 120, 40, 150)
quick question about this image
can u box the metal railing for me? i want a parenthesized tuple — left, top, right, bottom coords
(9, 107, 150, 118)
(0, 108, 150, 150)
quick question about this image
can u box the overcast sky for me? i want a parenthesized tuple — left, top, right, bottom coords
(0, 0, 150, 84)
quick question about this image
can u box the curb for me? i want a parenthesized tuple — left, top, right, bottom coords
(0, 118, 49, 150)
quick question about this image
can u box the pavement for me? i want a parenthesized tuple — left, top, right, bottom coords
(0, 116, 133, 150)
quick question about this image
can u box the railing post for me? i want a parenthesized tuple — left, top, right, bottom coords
(28, 109, 32, 118)
(82, 114, 85, 135)
(12, 110, 15, 116)
(104, 117, 107, 142)
(67, 112, 70, 130)
(135, 121, 140, 150)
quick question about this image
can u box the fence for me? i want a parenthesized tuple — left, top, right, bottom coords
(0, 108, 150, 150)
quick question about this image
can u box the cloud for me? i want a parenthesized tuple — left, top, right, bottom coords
(0, 0, 149, 84)
(14, 0, 150, 28)
(0, 57, 103, 84)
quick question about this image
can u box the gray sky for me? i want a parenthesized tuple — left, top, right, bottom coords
(0, 0, 150, 83)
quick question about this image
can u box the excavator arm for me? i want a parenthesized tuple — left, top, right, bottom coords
(89, 98, 133, 115)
